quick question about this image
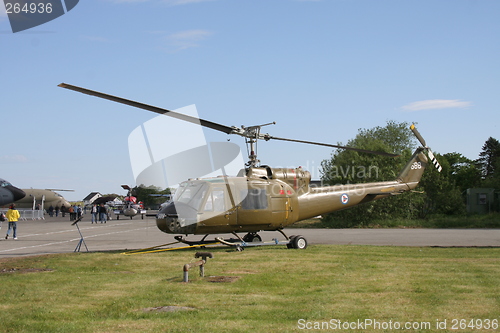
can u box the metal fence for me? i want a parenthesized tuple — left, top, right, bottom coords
(0, 209, 44, 220)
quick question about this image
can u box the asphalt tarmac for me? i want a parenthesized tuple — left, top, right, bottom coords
(1, 213, 499, 259)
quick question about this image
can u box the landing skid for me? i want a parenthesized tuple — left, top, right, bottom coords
(123, 231, 307, 255)
(176, 231, 307, 251)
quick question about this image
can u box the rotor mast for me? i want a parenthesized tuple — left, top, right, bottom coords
(236, 122, 276, 168)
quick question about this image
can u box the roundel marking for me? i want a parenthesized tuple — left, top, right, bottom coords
(341, 193, 349, 205)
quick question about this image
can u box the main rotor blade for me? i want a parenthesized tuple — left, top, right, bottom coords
(269, 136, 400, 157)
(46, 189, 75, 192)
(58, 83, 234, 134)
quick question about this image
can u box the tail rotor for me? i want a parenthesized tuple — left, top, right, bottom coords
(410, 124, 442, 172)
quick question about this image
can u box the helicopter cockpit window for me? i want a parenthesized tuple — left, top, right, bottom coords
(240, 188, 268, 210)
(203, 188, 226, 212)
(173, 182, 208, 210)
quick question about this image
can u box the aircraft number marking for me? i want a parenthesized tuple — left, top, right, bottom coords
(411, 162, 422, 170)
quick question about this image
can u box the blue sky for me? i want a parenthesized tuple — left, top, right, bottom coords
(1, 0, 499, 201)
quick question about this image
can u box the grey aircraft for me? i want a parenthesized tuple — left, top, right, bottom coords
(0, 178, 26, 206)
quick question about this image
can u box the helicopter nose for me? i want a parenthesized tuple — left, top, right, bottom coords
(156, 202, 196, 234)
(160, 202, 177, 216)
(156, 203, 177, 233)
(8, 186, 26, 202)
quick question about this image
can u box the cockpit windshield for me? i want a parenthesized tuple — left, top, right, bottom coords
(0, 179, 12, 187)
(173, 182, 208, 210)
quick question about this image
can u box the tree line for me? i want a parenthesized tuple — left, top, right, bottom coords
(320, 121, 500, 226)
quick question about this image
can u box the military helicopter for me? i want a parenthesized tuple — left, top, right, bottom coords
(59, 83, 441, 250)
(113, 185, 146, 220)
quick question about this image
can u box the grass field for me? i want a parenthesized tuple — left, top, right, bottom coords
(1, 245, 500, 332)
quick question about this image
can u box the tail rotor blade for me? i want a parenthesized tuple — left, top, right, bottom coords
(410, 124, 427, 148)
(410, 124, 441, 172)
(427, 149, 442, 172)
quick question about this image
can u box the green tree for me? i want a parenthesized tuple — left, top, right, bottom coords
(320, 121, 424, 226)
(476, 137, 500, 179)
(321, 120, 416, 185)
(476, 137, 500, 189)
(320, 121, 467, 226)
(418, 153, 466, 216)
(441, 152, 482, 193)
(132, 185, 171, 209)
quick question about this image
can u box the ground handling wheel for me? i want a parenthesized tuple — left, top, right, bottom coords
(288, 235, 307, 249)
(243, 233, 262, 243)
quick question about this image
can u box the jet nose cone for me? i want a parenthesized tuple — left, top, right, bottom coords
(9, 186, 25, 202)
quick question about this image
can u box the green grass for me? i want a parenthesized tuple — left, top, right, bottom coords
(1, 245, 500, 332)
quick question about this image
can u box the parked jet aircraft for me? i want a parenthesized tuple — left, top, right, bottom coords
(0, 179, 26, 206)
(14, 189, 72, 209)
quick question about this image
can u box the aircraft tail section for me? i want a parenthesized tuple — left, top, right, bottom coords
(397, 124, 442, 188)
(397, 148, 428, 188)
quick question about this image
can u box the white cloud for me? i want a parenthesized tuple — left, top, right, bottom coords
(401, 99, 472, 112)
(164, 29, 213, 51)
(0, 155, 29, 163)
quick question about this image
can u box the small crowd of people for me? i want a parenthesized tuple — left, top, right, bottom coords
(90, 203, 108, 224)
(43, 203, 111, 223)
(0, 203, 114, 240)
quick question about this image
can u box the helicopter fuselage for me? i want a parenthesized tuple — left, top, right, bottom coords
(155, 148, 428, 235)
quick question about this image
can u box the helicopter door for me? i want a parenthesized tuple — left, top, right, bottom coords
(200, 186, 237, 228)
(270, 187, 292, 226)
(237, 186, 272, 228)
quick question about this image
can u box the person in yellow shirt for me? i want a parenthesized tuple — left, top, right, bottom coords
(5, 204, 20, 240)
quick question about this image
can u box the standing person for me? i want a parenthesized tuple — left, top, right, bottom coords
(98, 203, 107, 223)
(55, 206, 60, 217)
(0, 211, 5, 231)
(76, 205, 82, 219)
(5, 204, 20, 240)
(72, 204, 78, 221)
(91, 204, 98, 224)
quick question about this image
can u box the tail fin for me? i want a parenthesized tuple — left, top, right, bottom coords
(397, 148, 428, 186)
(410, 124, 442, 172)
(397, 125, 442, 188)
